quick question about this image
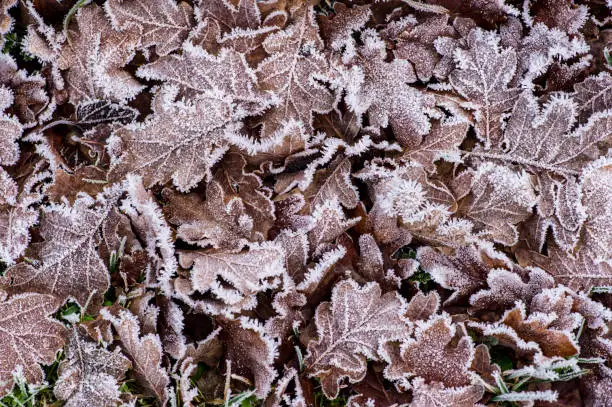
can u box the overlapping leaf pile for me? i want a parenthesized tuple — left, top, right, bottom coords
(0, 0, 611, 406)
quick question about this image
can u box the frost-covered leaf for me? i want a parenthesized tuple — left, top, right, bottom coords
(137, 42, 274, 118)
(304, 157, 359, 210)
(305, 279, 410, 399)
(162, 182, 261, 252)
(0, 0, 16, 35)
(470, 300, 580, 361)
(105, 0, 193, 56)
(178, 241, 284, 313)
(580, 157, 612, 265)
(108, 87, 233, 191)
(256, 5, 334, 138)
(470, 267, 555, 313)
(54, 328, 131, 407)
(193, 0, 277, 53)
(0, 205, 37, 264)
(409, 378, 484, 407)
(382, 315, 474, 388)
(575, 72, 612, 122)
(212, 152, 276, 234)
(449, 28, 521, 148)
(470, 344, 500, 387)
(455, 163, 536, 245)
(318, 2, 371, 52)
(217, 316, 277, 398)
(402, 119, 468, 173)
(265, 288, 306, 340)
(474, 92, 612, 251)
(0, 54, 49, 127)
(2, 194, 113, 310)
(0, 293, 66, 396)
(58, 4, 143, 104)
(75, 99, 138, 127)
(340, 29, 435, 146)
(307, 198, 360, 252)
(417, 244, 511, 304)
(101, 308, 170, 403)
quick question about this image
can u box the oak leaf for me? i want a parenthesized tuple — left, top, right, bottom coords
(105, 0, 194, 56)
(0, 293, 66, 396)
(54, 328, 131, 407)
(2, 194, 113, 310)
(305, 279, 410, 399)
(382, 315, 474, 388)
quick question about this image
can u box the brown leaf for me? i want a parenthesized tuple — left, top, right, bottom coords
(108, 87, 233, 191)
(217, 316, 277, 398)
(58, 4, 143, 104)
(305, 279, 410, 399)
(2, 194, 113, 311)
(449, 28, 521, 148)
(0, 293, 66, 396)
(102, 308, 170, 403)
(382, 316, 474, 388)
(54, 328, 131, 407)
(105, 0, 194, 56)
(256, 5, 334, 138)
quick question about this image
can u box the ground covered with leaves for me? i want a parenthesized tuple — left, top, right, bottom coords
(0, 0, 611, 406)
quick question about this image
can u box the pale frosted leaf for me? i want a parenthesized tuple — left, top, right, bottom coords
(120, 175, 178, 292)
(54, 328, 131, 407)
(0, 111, 21, 166)
(318, 2, 371, 51)
(307, 199, 360, 252)
(178, 241, 284, 312)
(58, 4, 143, 104)
(456, 163, 536, 246)
(417, 245, 511, 304)
(2, 194, 112, 310)
(341, 29, 435, 146)
(217, 316, 277, 398)
(101, 309, 170, 403)
(256, 6, 334, 138)
(108, 87, 232, 191)
(304, 157, 359, 210)
(529, 287, 583, 333)
(409, 378, 484, 407)
(449, 28, 520, 148)
(0, 293, 66, 396)
(575, 72, 612, 122)
(580, 157, 612, 265)
(0, 205, 37, 265)
(357, 234, 403, 290)
(402, 119, 468, 174)
(473, 92, 612, 250)
(137, 43, 274, 118)
(0, 0, 16, 34)
(105, 0, 194, 56)
(305, 279, 410, 399)
(382, 315, 474, 388)
(470, 268, 555, 313)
